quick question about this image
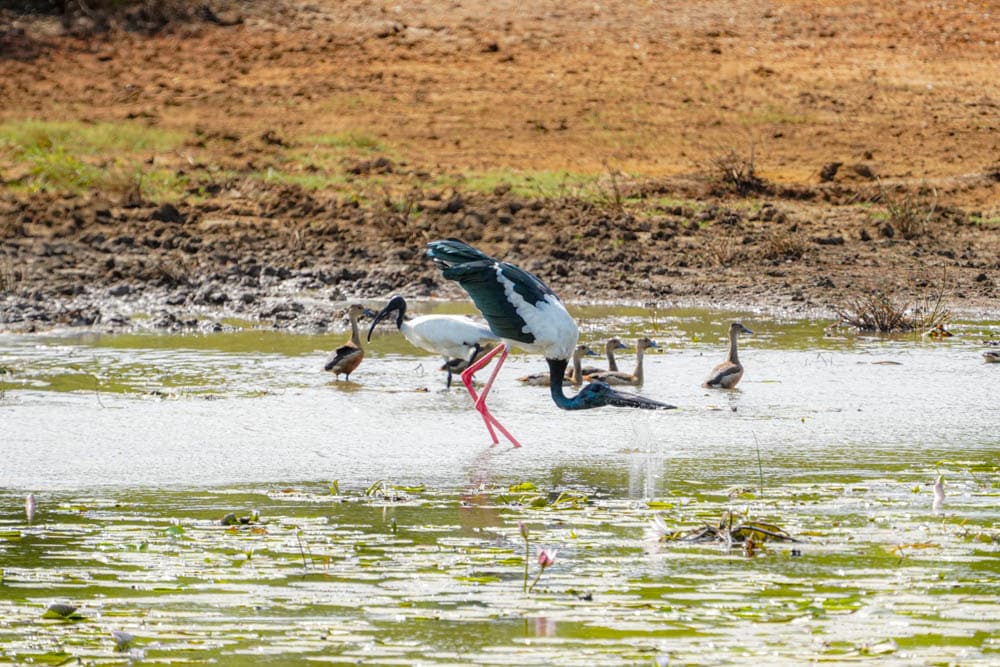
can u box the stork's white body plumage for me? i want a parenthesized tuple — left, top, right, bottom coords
(495, 265, 578, 359)
(400, 315, 496, 360)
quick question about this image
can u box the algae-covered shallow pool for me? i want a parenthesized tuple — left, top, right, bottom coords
(1, 305, 998, 665)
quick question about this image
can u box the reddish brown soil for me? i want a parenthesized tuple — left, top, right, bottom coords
(1, 0, 998, 331)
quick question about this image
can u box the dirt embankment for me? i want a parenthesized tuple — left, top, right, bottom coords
(1, 0, 997, 332)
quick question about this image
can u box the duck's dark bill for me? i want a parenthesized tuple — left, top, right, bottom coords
(606, 388, 676, 410)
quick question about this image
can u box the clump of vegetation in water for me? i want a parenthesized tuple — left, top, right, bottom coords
(835, 289, 950, 333)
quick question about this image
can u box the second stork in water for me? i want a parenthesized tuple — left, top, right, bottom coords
(586, 337, 657, 386)
(703, 322, 753, 389)
(426, 239, 674, 448)
(367, 295, 498, 388)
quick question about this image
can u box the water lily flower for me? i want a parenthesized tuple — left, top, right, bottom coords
(528, 548, 559, 593)
(111, 629, 135, 652)
(25, 494, 35, 523)
(932, 475, 945, 512)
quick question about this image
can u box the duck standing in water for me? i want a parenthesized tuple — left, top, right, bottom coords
(703, 322, 753, 389)
(324, 304, 374, 381)
(586, 337, 657, 386)
(426, 239, 674, 448)
(578, 337, 630, 377)
(367, 295, 498, 388)
(518, 344, 598, 386)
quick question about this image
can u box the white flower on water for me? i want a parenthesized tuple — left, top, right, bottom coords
(25, 494, 36, 523)
(111, 629, 135, 652)
(932, 475, 945, 513)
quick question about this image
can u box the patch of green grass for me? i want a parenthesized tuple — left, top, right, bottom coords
(0, 119, 183, 155)
(0, 119, 187, 195)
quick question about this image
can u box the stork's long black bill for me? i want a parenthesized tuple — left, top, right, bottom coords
(603, 387, 676, 410)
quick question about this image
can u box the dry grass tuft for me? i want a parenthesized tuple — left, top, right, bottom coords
(836, 287, 951, 333)
(878, 184, 937, 240)
(702, 145, 769, 196)
(761, 228, 807, 260)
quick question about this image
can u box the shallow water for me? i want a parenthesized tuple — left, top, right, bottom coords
(1, 305, 998, 664)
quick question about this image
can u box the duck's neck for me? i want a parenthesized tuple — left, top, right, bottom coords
(607, 345, 619, 372)
(349, 312, 362, 348)
(633, 346, 646, 384)
(727, 330, 740, 364)
(548, 359, 588, 410)
(570, 354, 584, 386)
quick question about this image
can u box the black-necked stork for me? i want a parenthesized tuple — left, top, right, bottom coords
(703, 322, 753, 389)
(324, 304, 374, 381)
(517, 343, 598, 386)
(426, 239, 674, 448)
(367, 295, 498, 388)
(586, 337, 657, 386)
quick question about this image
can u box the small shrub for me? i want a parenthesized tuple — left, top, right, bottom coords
(879, 184, 937, 240)
(703, 145, 768, 196)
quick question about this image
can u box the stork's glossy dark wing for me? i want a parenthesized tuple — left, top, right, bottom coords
(427, 239, 560, 344)
(435, 259, 534, 343)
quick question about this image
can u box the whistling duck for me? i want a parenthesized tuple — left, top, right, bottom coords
(586, 336, 657, 386)
(324, 304, 372, 380)
(518, 343, 597, 386)
(578, 337, 630, 377)
(985, 351, 1000, 363)
(703, 322, 753, 389)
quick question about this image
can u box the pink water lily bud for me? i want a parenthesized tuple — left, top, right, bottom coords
(25, 494, 36, 523)
(518, 522, 529, 539)
(537, 548, 558, 568)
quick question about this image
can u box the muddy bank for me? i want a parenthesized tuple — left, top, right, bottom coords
(1, 179, 997, 334)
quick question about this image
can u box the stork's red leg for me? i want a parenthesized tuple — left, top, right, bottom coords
(460, 344, 503, 443)
(459, 344, 522, 448)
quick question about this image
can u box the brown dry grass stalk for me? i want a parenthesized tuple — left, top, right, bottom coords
(703, 145, 768, 196)
(836, 287, 951, 333)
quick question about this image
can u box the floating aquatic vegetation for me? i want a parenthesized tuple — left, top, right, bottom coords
(653, 510, 800, 548)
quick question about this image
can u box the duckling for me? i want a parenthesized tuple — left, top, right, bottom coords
(518, 344, 597, 386)
(324, 304, 372, 381)
(585, 337, 657, 386)
(703, 322, 753, 389)
(578, 337, 630, 378)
